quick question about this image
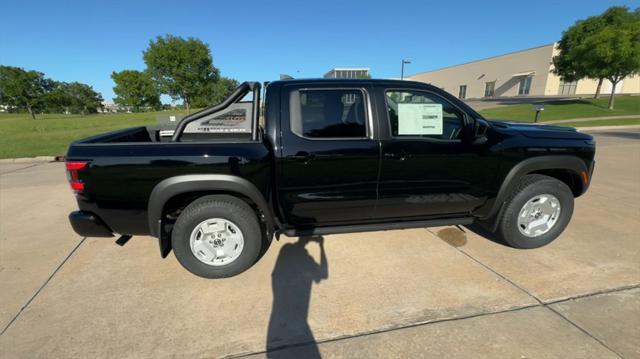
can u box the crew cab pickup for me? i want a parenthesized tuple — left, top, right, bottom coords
(66, 79, 596, 278)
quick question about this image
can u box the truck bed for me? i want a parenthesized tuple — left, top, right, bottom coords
(66, 126, 272, 235)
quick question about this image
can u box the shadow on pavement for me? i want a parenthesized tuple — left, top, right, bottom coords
(464, 224, 510, 247)
(266, 236, 328, 358)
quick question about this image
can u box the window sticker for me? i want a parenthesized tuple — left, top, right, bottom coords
(398, 103, 443, 135)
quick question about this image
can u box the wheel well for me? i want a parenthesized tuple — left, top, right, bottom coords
(529, 169, 583, 197)
(158, 191, 268, 257)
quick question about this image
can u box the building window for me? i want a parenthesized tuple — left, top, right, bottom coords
(290, 89, 367, 138)
(558, 80, 577, 95)
(484, 81, 496, 97)
(458, 85, 467, 99)
(518, 77, 532, 95)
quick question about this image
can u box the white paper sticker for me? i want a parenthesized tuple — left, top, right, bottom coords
(398, 103, 443, 135)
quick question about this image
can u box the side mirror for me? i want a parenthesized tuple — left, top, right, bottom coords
(471, 118, 489, 144)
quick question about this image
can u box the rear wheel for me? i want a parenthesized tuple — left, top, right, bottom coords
(496, 174, 574, 249)
(171, 195, 262, 278)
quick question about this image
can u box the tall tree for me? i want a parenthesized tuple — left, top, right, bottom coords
(191, 76, 239, 108)
(111, 70, 161, 111)
(143, 35, 219, 113)
(0, 66, 51, 119)
(553, 13, 606, 98)
(54, 82, 103, 115)
(553, 7, 640, 108)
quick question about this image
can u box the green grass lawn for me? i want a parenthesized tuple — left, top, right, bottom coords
(0, 111, 189, 159)
(479, 95, 640, 122)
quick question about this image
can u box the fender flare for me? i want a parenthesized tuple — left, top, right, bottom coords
(478, 155, 588, 222)
(147, 174, 274, 238)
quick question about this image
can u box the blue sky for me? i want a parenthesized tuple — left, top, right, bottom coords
(1, 0, 636, 103)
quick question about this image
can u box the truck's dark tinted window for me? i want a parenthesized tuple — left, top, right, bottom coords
(385, 90, 465, 140)
(291, 89, 366, 138)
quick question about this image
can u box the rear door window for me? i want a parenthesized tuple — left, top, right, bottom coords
(290, 89, 367, 138)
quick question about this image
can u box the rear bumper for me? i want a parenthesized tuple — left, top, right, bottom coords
(69, 211, 114, 237)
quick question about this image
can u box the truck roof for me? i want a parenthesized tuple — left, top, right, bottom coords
(265, 78, 481, 118)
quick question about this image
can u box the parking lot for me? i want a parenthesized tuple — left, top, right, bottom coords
(0, 128, 638, 358)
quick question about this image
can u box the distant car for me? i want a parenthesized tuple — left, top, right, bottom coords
(65, 79, 596, 278)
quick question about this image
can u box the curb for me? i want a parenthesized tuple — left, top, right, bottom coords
(578, 125, 640, 132)
(0, 156, 63, 164)
(546, 115, 640, 124)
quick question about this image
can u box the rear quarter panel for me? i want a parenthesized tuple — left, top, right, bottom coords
(67, 141, 271, 235)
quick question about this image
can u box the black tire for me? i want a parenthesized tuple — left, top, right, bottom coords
(171, 195, 263, 278)
(496, 174, 574, 249)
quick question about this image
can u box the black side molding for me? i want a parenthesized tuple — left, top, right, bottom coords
(147, 174, 274, 238)
(475, 155, 589, 220)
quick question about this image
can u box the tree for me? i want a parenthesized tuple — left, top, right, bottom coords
(111, 70, 161, 111)
(143, 35, 220, 114)
(553, 13, 606, 98)
(553, 7, 640, 108)
(0, 66, 51, 119)
(191, 76, 239, 108)
(52, 82, 103, 115)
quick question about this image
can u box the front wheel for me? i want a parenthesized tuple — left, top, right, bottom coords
(171, 195, 263, 278)
(496, 174, 574, 249)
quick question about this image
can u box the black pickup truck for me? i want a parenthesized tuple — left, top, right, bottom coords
(66, 79, 595, 278)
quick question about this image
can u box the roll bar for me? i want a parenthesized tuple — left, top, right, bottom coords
(171, 81, 262, 142)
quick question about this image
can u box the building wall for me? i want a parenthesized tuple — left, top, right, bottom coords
(408, 44, 556, 99)
(409, 43, 640, 99)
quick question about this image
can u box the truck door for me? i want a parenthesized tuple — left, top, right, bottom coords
(278, 84, 380, 227)
(373, 87, 498, 219)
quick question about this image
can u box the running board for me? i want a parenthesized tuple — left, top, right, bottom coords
(281, 217, 474, 237)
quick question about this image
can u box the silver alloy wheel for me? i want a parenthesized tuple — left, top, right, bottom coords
(517, 194, 561, 237)
(189, 218, 244, 266)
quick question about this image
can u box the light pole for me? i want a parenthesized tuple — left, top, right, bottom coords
(400, 59, 411, 80)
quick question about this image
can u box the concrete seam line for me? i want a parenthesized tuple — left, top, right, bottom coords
(544, 283, 640, 306)
(429, 228, 625, 359)
(0, 237, 87, 337)
(0, 163, 42, 176)
(225, 303, 542, 359)
(544, 305, 624, 359)
(233, 227, 637, 359)
(229, 283, 639, 359)
(425, 228, 545, 303)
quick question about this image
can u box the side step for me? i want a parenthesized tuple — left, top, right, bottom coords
(281, 217, 474, 237)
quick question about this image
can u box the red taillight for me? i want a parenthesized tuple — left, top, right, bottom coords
(70, 181, 85, 191)
(66, 161, 88, 192)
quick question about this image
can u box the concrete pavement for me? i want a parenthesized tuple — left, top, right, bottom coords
(0, 129, 638, 358)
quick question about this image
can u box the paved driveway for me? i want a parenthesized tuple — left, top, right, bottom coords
(1, 129, 638, 358)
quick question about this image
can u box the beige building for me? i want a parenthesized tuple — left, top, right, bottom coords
(408, 43, 640, 100)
